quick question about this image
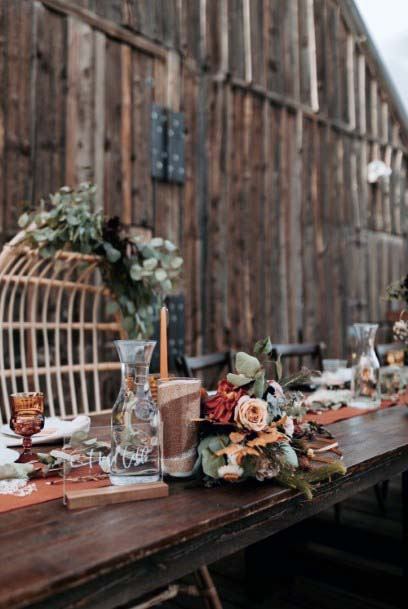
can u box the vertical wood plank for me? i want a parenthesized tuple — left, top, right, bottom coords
(0, 1, 6, 236)
(181, 64, 201, 353)
(358, 54, 366, 134)
(347, 34, 356, 129)
(93, 31, 106, 210)
(66, 17, 94, 186)
(120, 44, 132, 225)
(104, 38, 122, 218)
(306, 0, 319, 111)
(33, 5, 67, 203)
(132, 50, 154, 226)
(242, 0, 252, 83)
(5, 0, 34, 229)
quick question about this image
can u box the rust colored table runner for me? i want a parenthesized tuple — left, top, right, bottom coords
(0, 477, 108, 514)
(304, 392, 408, 425)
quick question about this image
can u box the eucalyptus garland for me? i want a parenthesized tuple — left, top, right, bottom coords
(18, 183, 183, 338)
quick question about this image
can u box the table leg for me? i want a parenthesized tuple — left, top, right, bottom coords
(403, 470, 408, 579)
(194, 566, 223, 609)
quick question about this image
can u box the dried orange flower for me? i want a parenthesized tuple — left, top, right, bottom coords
(230, 431, 246, 444)
(247, 429, 287, 448)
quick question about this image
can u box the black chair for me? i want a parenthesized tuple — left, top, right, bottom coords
(268, 342, 325, 384)
(270, 342, 325, 369)
(176, 351, 234, 388)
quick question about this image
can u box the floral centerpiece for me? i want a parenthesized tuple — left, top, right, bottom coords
(196, 339, 346, 499)
(17, 183, 183, 338)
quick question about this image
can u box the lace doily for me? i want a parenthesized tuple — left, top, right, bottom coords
(0, 479, 38, 497)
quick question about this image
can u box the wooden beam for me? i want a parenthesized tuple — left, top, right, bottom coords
(41, 0, 167, 60)
(227, 75, 408, 154)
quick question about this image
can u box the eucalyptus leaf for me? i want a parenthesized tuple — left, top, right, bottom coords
(18, 212, 31, 228)
(170, 256, 183, 269)
(164, 239, 177, 252)
(39, 246, 56, 258)
(254, 336, 273, 356)
(127, 301, 136, 314)
(154, 268, 167, 282)
(226, 372, 253, 387)
(197, 434, 230, 479)
(150, 237, 164, 247)
(278, 443, 299, 468)
(130, 264, 143, 281)
(123, 316, 135, 332)
(143, 258, 158, 270)
(252, 370, 266, 398)
(162, 278, 172, 292)
(104, 243, 121, 263)
(0, 463, 34, 480)
(235, 352, 262, 378)
(106, 301, 119, 315)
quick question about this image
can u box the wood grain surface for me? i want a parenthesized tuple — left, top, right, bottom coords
(0, 406, 407, 609)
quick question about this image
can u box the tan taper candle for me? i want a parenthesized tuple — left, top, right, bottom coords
(160, 306, 169, 379)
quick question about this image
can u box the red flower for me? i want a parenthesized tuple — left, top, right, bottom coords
(205, 380, 247, 424)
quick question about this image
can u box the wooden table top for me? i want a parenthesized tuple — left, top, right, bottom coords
(1, 406, 408, 609)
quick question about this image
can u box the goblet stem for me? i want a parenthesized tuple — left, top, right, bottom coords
(17, 436, 35, 463)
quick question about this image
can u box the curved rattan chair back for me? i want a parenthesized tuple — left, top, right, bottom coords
(0, 232, 123, 423)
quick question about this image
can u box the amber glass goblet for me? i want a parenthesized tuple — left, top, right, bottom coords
(10, 392, 45, 463)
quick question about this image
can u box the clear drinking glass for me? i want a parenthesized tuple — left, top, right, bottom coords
(350, 323, 381, 409)
(157, 377, 201, 478)
(323, 359, 348, 372)
(110, 340, 161, 485)
(379, 366, 402, 398)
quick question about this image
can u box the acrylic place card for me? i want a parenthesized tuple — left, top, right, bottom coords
(62, 426, 168, 509)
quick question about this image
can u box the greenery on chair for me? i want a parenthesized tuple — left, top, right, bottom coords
(17, 183, 183, 338)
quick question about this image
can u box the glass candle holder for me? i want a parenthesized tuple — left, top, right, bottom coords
(10, 392, 45, 463)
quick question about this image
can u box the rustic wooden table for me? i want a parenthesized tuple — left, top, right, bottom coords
(1, 406, 407, 609)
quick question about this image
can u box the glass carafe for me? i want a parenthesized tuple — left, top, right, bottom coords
(110, 340, 161, 485)
(350, 323, 381, 409)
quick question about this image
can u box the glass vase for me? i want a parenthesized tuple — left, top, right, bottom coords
(110, 340, 161, 485)
(350, 323, 381, 409)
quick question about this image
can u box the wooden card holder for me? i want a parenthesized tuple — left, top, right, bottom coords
(65, 481, 169, 510)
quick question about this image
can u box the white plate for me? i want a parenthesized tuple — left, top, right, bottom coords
(0, 447, 19, 465)
(310, 368, 352, 387)
(0, 416, 90, 447)
(1, 417, 72, 438)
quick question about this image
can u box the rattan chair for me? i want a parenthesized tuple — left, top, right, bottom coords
(0, 231, 222, 609)
(0, 231, 124, 423)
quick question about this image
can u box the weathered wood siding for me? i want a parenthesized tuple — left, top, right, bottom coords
(0, 0, 407, 357)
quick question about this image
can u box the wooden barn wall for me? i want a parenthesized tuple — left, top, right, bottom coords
(0, 0, 407, 358)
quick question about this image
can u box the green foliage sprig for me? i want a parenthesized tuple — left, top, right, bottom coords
(18, 183, 183, 338)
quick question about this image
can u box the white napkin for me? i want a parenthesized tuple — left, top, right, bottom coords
(310, 368, 352, 387)
(305, 388, 352, 410)
(0, 415, 91, 447)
